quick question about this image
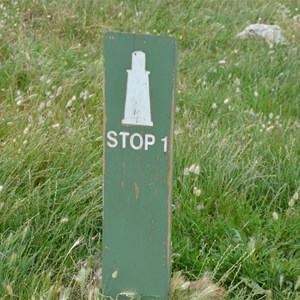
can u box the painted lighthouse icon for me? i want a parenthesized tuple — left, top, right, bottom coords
(122, 51, 153, 127)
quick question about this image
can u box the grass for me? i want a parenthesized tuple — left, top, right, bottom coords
(0, 0, 299, 299)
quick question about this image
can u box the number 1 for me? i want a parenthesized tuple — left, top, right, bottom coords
(161, 136, 168, 153)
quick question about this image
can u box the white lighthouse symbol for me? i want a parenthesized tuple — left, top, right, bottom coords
(122, 51, 153, 127)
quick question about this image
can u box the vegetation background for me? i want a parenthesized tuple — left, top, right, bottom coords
(0, 0, 299, 299)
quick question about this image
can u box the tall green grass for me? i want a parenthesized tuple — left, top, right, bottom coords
(0, 0, 299, 299)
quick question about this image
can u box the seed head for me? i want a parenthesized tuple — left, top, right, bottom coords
(183, 168, 189, 176)
(292, 192, 299, 200)
(194, 165, 200, 175)
(288, 198, 295, 207)
(189, 164, 195, 173)
(272, 211, 279, 221)
(196, 203, 204, 210)
(193, 187, 201, 197)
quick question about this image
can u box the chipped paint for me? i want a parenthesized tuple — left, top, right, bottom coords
(134, 182, 140, 199)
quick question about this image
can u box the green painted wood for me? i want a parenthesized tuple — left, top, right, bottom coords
(102, 32, 177, 299)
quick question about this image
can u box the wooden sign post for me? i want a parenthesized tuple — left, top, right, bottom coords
(102, 32, 177, 299)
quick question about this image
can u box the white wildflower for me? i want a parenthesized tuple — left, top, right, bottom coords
(272, 211, 279, 221)
(224, 98, 230, 104)
(56, 86, 63, 96)
(23, 126, 30, 135)
(212, 103, 217, 109)
(0, 185, 3, 193)
(194, 165, 200, 175)
(46, 79, 52, 85)
(46, 100, 52, 107)
(219, 60, 226, 65)
(269, 113, 274, 119)
(23, 140, 28, 145)
(193, 187, 201, 197)
(83, 91, 88, 101)
(254, 91, 259, 97)
(175, 106, 180, 113)
(39, 75, 45, 81)
(88, 114, 94, 123)
(52, 123, 60, 129)
(66, 99, 73, 108)
(292, 191, 299, 200)
(38, 102, 46, 112)
(183, 168, 189, 176)
(235, 78, 241, 86)
(288, 198, 295, 207)
(196, 203, 204, 210)
(266, 125, 274, 132)
(247, 236, 256, 253)
(15, 95, 23, 103)
(38, 116, 45, 125)
(60, 217, 69, 224)
(189, 164, 196, 173)
(175, 127, 183, 136)
(28, 94, 37, 100)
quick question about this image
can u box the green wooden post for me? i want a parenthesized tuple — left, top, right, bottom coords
(102, 32, 177, 299)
